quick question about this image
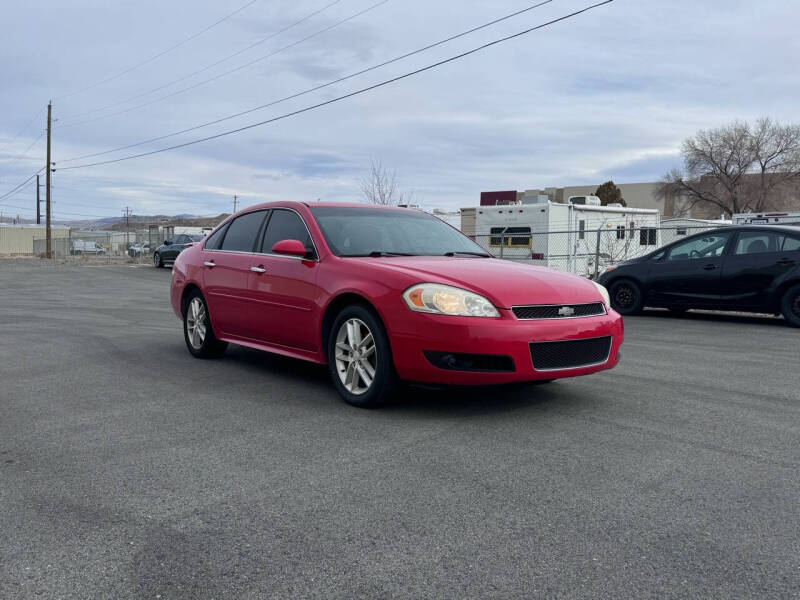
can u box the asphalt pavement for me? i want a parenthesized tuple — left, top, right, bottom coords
(0, 262, 798, 599)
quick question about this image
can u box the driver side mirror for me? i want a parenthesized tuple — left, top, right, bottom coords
(163, 239, 173, 246)
(271, 239, 311, 258)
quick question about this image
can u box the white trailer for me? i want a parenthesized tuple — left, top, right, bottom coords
(732, 211, 800, 226)
(462, 200, 660, 277)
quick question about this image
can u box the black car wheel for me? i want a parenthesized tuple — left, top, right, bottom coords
(327, 304, 397, 408)
(608, 279, 644, 315)
(183, 290, 228, 358)
(154, 252, 163, 268)
(781, 284, 800, 328)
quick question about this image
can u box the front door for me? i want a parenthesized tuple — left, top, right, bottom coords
(248, 209, 320, 351)
(647, 231, 733, 307)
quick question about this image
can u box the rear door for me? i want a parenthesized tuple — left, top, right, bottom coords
(202, 210, 268, 338)
(646, 231, 733, 307)
(719, 230, 800, 310)
(247, 208, 321, 351)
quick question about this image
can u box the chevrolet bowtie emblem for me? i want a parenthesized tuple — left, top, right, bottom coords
(558, 306, 575, 317)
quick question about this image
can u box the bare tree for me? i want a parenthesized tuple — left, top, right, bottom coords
(658, 118, 800, 217)
(359, 158, 412, 206)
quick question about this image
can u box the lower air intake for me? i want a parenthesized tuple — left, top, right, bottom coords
(530, 336, 612, 371)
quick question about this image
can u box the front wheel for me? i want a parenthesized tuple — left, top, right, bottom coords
(183, 291, 228, 358)
(154, 252, 163, 268)
(608, 279, 644, 315)
(781, 284, 800, 327)
(328, 305, 397, 408)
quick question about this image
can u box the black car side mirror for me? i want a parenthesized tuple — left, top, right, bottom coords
(163, 240, 172, 246)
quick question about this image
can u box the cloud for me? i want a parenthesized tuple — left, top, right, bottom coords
(0, 0, 798, 219)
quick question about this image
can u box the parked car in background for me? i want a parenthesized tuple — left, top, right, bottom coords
(153, 234, 205, 268)
(170, 202, 622, 408)
(70, 240, 105, 255)
(597, 225, 800, 326)
(127, 242, 152, 258)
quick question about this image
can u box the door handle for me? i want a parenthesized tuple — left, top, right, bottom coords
(703, 264, 718, 270)
(778, 258, 794, 265)
(203, 261, 216, 268)
(250, 266, 266, 274)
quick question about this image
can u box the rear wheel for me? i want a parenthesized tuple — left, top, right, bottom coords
(781, 284, 800, 328)
(328, 305, 397, 408)
(183, 291, 228, 358)
(154, 252, 163, 268)
(608, 279, 644, 315)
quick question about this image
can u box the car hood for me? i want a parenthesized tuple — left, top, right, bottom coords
(349, 256, 603, 309)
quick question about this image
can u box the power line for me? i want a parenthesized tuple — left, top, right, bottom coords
(58, 1, 614, 173)
(0, 170, 44, 202)
(60, 0, 344, 121)
(54, 0, 263, 101)
(0, 106, 46, 157)
(61, 0, 555, 164)
(57, 0, 391, 129)
(0, 131, 45, 178)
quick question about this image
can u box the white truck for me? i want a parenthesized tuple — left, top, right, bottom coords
(461, 198, 661, 277)
(70, 240, 105, 255)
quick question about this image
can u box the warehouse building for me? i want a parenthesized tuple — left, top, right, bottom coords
(0, 224, 70, 255)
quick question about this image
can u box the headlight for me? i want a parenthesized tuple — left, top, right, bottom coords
(403, 283, 500, 317)
(593, 281, 610, 307)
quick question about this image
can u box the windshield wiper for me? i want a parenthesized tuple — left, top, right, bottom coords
(443, 251, 491, 257)
(366, 251, 416, 257)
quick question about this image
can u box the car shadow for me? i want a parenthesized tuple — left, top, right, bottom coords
(640, 308, 787, 327)
(222, 346, 587, 417)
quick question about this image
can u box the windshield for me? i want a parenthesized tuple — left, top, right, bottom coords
(188, 234, 206, 242)
(309, 206, 489, 257)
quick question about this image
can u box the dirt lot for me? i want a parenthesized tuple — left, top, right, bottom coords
(0, 263, 798, 599)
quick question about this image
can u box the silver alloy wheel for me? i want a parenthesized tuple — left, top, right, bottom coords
(186, 297, 207, 349)
(334, 318, 377, 395)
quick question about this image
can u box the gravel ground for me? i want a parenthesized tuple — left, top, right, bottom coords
(0, 264, 798, 599)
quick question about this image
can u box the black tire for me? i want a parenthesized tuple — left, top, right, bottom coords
(154, 252, 163, 268)
(327, 304, 397, 408)
(608, 279, 645, 315)
(183, 290, 228, 358)
(780, 284, 800, 328)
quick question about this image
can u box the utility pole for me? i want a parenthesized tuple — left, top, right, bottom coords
(36, 174, 41, 225)
(124, 206, 132, 248)
(45, 102, 52, 258)
(233, 195, 238, 213)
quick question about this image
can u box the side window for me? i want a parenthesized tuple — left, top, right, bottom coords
(578, 220, 586, 240)
(204, 223, 229, 250)
(734, 231, 782, 255)
(667, 232, 731, 261)
(220, 211, 267, 252)
(261, 210, 314, 255)
(175, 235, 188, 245)
(639, 228, 657, 246)
(616, 225, 625, 240)
(782, 235, 800, 252)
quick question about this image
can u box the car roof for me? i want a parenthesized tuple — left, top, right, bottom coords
(233, 200, 418, 212)
(726, 224, 800, 233)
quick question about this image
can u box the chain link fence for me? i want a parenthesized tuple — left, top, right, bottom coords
(473, 225, 728, 278)
(32, 230, 162, 265)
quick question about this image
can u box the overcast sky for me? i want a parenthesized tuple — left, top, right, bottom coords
(0, 0, 797, 221)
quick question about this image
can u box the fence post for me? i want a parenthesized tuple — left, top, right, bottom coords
(594, 228, 602, 279)
(500, 234, 504, 259)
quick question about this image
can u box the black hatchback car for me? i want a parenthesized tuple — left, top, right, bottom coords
(597, 225, 800, 326)
(153, 234, 206, 268)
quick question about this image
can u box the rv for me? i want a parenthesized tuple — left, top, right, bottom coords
(461, 199, 660, 277)
(732, 212, 800, 226)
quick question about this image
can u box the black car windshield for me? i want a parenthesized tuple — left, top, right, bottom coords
(309, 206, 489, 257)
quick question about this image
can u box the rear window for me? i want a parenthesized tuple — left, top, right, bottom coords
(221, 211, 266, 252)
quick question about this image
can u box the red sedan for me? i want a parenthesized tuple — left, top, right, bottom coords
(170, 202, 623, 407)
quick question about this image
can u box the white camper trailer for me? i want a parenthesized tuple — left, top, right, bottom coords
(732, 212, 800, 226)
(462, 200, 660, 277)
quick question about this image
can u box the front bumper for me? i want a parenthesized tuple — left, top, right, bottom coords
(388, 307, 624, 385)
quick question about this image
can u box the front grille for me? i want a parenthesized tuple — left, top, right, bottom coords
(512, 302, 605, 320)
(530, 336, 612, 371)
